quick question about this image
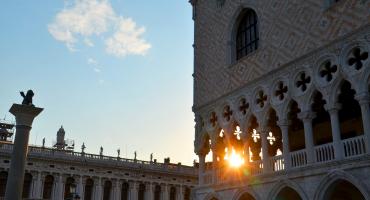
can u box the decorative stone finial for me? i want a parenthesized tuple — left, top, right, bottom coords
(20, 90, 34, 106)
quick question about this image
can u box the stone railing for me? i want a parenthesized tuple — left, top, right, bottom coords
(290, 149, 307, 168)
(343, 135, 366, 158)
(199, 135, 369, 186)
(315, 143, 335, 163)
(0, 143, 197, 176)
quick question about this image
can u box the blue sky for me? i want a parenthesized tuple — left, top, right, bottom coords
(0, 0, 195, 165)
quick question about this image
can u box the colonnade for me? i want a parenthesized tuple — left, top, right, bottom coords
(196, 90, 370, 185)
(0, 170, 191, 200)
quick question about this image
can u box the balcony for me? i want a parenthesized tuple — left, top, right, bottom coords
(200, 135, 367, 186)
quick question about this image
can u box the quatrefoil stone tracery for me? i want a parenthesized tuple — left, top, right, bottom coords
(296, 72, 311, 92)
(275, 82, 288, 100)
(223, 105, 233, 121)
(239, 98, 249, 115)
(348, 47, 368, 70)
(256, 91, 268, 108)
(320, 60, 337, 82)
(210, 112, 218, 127)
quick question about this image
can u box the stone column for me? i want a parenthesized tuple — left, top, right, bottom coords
(260, 127, 271, 173)
(77, 176, 85, 200)
(145, 182, 152, 200)
(178, 185, 184, 200)
(4, 104, 43, 200)
(162, 184, 169, 200)
(211, 145, 218, 184)
(94, 178, 102, 200)
(129, 181, 138, 200)
(54, 174, 65, 200)
(113, 179, 121, 200)
(356, 93, 370, 153)
(298, 111, 316, 164)
(326, 104, 344, 160)
(198, 153, 205, 185)
(31, 171, 43, 199)
(278, 120, 291, 170)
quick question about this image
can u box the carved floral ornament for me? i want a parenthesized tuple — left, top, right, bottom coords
(198, 43, 369, 130)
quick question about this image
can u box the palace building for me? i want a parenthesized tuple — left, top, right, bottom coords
(190, 0, 370, 199)
(0, 125, 197, 200)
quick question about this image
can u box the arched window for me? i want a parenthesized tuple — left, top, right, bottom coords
(170, 186, 176, 200)
(121, 182, 129, 200)
(103, 180, 112, 200)
(43, 175, 54, 199)
(84, 178, 94, 200)
(154, 185, 161, 200)
(22, 173, 32, 198)
(236, 9, 259, 60)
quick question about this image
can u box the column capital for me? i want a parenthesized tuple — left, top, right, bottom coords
(9, 104, 43, 127)
(325, 103, 342, 114)
(298, 111, 316, 122)
(277, 119, 290, 128)
(355, 93, 370, 105)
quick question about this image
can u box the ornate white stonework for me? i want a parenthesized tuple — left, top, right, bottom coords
(191, 0, 370, 200)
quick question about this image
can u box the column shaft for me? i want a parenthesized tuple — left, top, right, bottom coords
(261, 130, 270, 173)
(328, 108, 344, 160)
(359, 102, 370, 152)
(4, 125, 31, 200)
(279, 123, 291, 169)
(302, 119, 315, 164)
(198, 154, 205, 185)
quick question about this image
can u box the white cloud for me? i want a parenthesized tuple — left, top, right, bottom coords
(105, 18, 151, 57)
(84, 38, 94, 47)
(48, 0, 151, 58)
(87, 58, 101, 73)
(87, 58, 98, 65)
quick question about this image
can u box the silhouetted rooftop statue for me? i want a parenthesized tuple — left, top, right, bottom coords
(20, 90, 34, 106)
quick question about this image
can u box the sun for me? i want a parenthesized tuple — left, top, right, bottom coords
(225, 148, 245, 168)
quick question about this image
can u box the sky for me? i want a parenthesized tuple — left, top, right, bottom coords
(0, 0, 196, 165)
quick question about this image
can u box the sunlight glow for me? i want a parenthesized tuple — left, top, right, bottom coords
(225, 148, 245, 168)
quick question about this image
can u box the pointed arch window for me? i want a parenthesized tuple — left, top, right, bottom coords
(236, 9, 259, 60)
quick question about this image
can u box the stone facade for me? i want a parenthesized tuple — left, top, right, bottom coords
(192, 0, 370, 108)
(0, 142, 197, 200)
(191, 0, 370, 200)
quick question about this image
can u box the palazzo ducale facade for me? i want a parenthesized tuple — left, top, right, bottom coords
(190, 0, 370, 199)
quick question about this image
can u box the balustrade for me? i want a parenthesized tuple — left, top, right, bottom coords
(290, 150, 307, 168)
(315, 143, 335, 163)
(343, 135, 366, 157)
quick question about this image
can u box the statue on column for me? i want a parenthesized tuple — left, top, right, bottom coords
(117, 148, 120, 158)
(100, 146, 103, 156)
(150, 153, 153, 162)
(81, 143, 86, 153)
(134, 151, 137, 161)
(42, 138, 45, 148)
(20, 90, 34, 106)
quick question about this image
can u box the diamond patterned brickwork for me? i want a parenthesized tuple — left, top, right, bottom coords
(193, 0, 370, 108)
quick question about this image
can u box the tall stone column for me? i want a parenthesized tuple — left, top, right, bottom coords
(211, 145, 218, 184)
(356, 93, 370, 153)
(198, 153, 205, 185)
(129, 181, 138, 200)
(326, 105, 344, 160)
(298, 111, 316, 164)
(178, 185, 184, 200)
(77, 176, 85, 200)
(4, 104, 43, 200)
(94, 178, 102, 200)
(113, 179, 121, 200)
(162, 184, 169, 200)
(278, 120, 291, 170)
(31, 171, 43, 199)
(145, 182, 152, 200)
(259, 127, 271, 173)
